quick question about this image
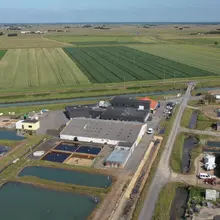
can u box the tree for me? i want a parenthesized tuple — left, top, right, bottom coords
(0, 32, 3, 36)
(214, 41, 218, 45)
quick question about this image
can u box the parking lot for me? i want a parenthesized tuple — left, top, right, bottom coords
(37, 110, 68, 135)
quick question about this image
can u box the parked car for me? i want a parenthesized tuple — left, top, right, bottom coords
(198, 173, 216, 179)
(147, 128, 154, 134)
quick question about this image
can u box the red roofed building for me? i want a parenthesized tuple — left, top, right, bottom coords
(137, 97, 158, 113)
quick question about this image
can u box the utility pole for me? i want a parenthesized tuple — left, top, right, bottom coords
(164, 70, 165, 81)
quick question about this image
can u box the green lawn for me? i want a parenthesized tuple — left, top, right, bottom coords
(130, 44, 220, 75)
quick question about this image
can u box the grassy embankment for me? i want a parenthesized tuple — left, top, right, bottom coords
(170, 131, 219, 174)
(132, 105, 180, 219)
(152, 182, 209, 220)
(0, 135, 47, 170)
(0, 81, 186, 104)
(153, 182, 186, 220)
(181, 107, 216, 130)
(170, 133, 202, 174)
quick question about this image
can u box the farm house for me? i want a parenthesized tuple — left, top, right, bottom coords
(60, 118, 147, 147)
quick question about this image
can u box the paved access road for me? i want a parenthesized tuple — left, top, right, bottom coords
(138, 84, 193, 220)
(181, 127, 220, 137)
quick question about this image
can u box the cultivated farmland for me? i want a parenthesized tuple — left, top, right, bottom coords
(130, 44, 220, 75)
(0, 50, 6, 60)
(65, 46, 217, 84)
(0, 48, 90, 88)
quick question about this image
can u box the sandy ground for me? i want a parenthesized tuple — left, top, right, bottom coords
(92, 170, 131, 220)
(65, 157, 93, 166)
(202, 105, 220, 120)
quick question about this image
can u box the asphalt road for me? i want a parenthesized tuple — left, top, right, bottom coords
(138, 84, 193, 220)
(181, 127, 220, 137)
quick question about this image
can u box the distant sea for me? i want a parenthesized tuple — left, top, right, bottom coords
(1, 22, 220, 25)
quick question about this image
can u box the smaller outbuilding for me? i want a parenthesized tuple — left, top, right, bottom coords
(16, 119, 40, 133)
(105, 149, 131, 168)
(206, 189, 219, 201)
(138, 97, 158, 113)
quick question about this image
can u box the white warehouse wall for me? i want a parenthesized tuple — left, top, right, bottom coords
(60, 134, 119, 145)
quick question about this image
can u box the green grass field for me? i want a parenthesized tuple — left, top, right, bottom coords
(65, 46, 216, 83)
(0, 50, 6, 59)
(0, 48, 90, 88)
(130, 44, 220, 75)
(46, 35, 156, 44)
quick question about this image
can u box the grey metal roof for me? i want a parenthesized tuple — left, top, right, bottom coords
(23, 119, 39, 124)
(102, 107, 148, 118)
(106, 149, 130, 164)
(60, 118, 144, 143)
(117, 142, 134, 148)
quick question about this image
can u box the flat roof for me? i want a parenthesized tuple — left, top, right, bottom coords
(106, 149, 130, 164)
(60, 118, 144, 143)
(117, 142, 133, 148)
(22, 119, 39, 124)
(102, 107, 148, 118)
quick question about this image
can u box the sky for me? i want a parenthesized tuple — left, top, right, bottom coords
(0, 0, 220, 23)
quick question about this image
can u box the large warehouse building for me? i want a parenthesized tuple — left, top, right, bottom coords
(65, 95, 151, 123)
(60, 118, 147, 167)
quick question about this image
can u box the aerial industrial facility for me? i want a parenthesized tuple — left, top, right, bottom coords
(61, 95, 154, 167)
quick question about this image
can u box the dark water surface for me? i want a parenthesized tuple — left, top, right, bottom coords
(181, 137, 198, 173)
(170, 188, 188, 220)
(0, 182, 97, 220)
(0, 130, 25, 141)
(19, 166, 112, 188)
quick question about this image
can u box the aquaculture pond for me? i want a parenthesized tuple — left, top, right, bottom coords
(0, 182, 97, 220)
(170, 188, 188, 220)
(19, 166, 112, 188)
(42, 152, 71, 163)
(206, 141, 220, 148)
(181, 137, 198, 173)
(54, 143, 79, 152)
(189, 111, 198, 129)
(0, 130, 25, 141)
(76, 145, 102, 155)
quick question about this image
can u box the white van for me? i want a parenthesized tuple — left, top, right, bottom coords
(198, 173, 216, 179)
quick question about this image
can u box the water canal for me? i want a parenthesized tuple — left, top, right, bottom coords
(0, 182, 97, 220)
(170, 188, 188, 220)
(181, 137, 198, 173)
(0, 90, 180, 108)
(0, 130, 25, 141)
(19, 166, 112, 188)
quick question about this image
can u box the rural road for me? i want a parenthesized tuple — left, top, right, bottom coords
(138, 84, 193, 220)
(181, 127, 220, 137)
